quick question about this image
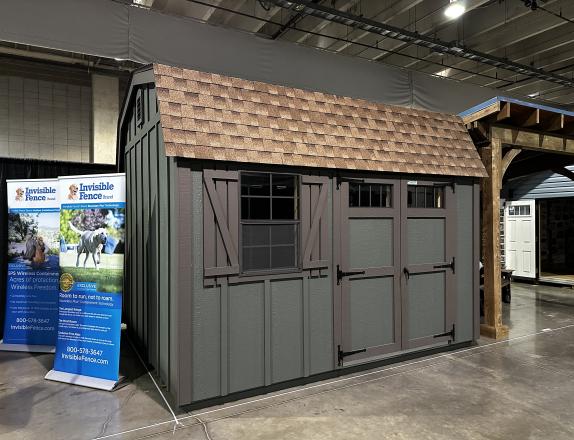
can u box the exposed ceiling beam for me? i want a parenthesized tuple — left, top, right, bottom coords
(268, 0, 574, 88)
(421, 0, 572, 79)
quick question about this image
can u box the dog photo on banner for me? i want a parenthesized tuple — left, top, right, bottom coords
(1, 178, 60, 352)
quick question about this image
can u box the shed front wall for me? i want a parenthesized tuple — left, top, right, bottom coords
(176, 162, 480, 406)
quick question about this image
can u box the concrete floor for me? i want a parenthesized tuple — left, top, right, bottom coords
(2, 282, 574, 440)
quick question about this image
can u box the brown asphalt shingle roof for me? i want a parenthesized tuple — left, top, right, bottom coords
(153, 64, 487, 178)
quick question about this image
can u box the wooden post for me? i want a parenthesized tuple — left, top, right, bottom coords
(480, 138, 509, 339)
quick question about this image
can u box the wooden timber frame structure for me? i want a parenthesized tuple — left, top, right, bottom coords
(461, 97, 574, 339)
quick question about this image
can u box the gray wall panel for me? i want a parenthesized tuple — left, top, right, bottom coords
(270, 279, 304, 384)
(308, 276, 333, 375)
(158, 128, 170, 385)
(191, 170, 221, 401)
(456, 183, 474, 343)
(228, 282, 265, 393)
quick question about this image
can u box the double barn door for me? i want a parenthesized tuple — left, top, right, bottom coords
(336, 177, 456, 366)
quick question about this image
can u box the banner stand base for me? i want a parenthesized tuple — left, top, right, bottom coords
(44, 370, 125, 391)
(0, 340, 55, 353)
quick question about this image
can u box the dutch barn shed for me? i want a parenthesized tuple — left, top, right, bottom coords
(118, 64, 487, 407)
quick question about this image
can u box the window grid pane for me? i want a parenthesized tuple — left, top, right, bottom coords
(240, 172, 300, 273)
(407, 185, 444, 209)
(349, 183, 393, 208)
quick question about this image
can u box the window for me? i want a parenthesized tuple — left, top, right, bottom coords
(407, 185, 444, 208)
(241, 172, 299, 273)
(508, 205, 531, 216)
(349, 183, 392, 207)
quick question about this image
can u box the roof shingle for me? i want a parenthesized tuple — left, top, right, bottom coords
(153, 64, 486, 178)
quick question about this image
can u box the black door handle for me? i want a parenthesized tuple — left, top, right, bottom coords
(403, 267, 410, 280)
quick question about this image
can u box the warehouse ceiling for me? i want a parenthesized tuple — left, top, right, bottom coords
(138, 0, 574, 105)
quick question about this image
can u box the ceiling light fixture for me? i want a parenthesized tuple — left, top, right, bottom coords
(444, 0, 466, 19)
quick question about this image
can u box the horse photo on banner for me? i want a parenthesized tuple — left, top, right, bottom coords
(45, 173, 126, 391)
(1, 179, 60, 352)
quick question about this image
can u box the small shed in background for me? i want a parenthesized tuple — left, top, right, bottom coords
(118, 64, 486, 407)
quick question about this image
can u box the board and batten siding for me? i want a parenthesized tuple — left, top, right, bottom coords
(123, 83, 179, 397)
(504, 165, 574, 200)
(185, 167, 334, 403)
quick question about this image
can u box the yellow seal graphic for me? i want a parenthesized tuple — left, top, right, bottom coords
(60, 273, 74, 292)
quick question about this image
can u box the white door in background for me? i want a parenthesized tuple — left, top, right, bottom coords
(505, 200, 536, 279)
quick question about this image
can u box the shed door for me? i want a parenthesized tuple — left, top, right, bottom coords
(504, 200, 536, 279)
(338, 178, 402, 364)
(337, 178, 457, 365)
(401, 180, 457, 349)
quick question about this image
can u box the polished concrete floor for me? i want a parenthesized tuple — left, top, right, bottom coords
(2, 282, 574, 440)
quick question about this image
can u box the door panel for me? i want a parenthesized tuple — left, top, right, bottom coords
(349, 218, 393, 268)
(337, 178, 456, 366)
(504, 200, 536, 278)
(401, 180, 456, 350)
(349, 277, 395, 351)
(339, 179, 402, 364)
(407, 218, 445, 264)
(407, 272, 445, 340)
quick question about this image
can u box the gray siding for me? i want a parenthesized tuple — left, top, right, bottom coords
(189, 169, 334, 404)
(123, 81, 176, 394)
(504, 165, 574, 200)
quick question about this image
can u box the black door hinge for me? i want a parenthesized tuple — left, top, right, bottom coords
(433, 257, 455, 273)
(433, 323, 455, 344)
(338, 345, 367, 366)
(337, 264, 366, 285)
(336, 176, 364, 189)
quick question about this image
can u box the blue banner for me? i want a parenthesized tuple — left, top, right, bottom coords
(51, 173, 125, 383)
(3, 179, 60, 347)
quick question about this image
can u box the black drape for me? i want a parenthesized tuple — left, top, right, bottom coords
(0, 158, 116, 340)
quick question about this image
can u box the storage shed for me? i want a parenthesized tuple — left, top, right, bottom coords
(118, 64, 487, 407)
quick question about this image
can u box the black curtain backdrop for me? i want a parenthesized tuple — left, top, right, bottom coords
(0, 158, 115, 340)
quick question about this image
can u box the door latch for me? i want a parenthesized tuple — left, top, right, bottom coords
(433, 324, 455, 344)
(403, 267, 410, 280)
(336, 265, 366, 285)
(433, 257, 455, 273)
(337, 345, 367, 366)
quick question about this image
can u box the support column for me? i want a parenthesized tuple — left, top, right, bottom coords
(92, 74, 119, 164)
(480, 138, 509, 339)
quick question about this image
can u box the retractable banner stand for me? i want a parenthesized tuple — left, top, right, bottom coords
(45, 173, 125, 391)
(1, 179, 60, 352)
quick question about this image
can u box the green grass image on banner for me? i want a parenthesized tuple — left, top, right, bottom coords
(60, 253, 123, 293)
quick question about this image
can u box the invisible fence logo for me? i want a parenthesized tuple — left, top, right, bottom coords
(15, 186, 57, 202)
(67, 182, 115, 201)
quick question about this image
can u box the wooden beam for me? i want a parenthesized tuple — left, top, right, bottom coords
(462, 101, 501, 125)
(496, 102, 511, 123)
(539, 111, 564, 132)
(480, 138, 508, 340)
(562, 115, 574, 136)
(501, 148, 521, 183)
(521, 108, 539, 128)
(491, 125, 574, 154)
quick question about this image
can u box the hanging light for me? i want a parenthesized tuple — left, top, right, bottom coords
(444, 0, 466, 19)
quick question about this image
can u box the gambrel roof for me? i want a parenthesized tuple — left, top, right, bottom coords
(144, 64, 487, 177)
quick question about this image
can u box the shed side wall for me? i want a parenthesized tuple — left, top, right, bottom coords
(123, 82, 176, 392)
